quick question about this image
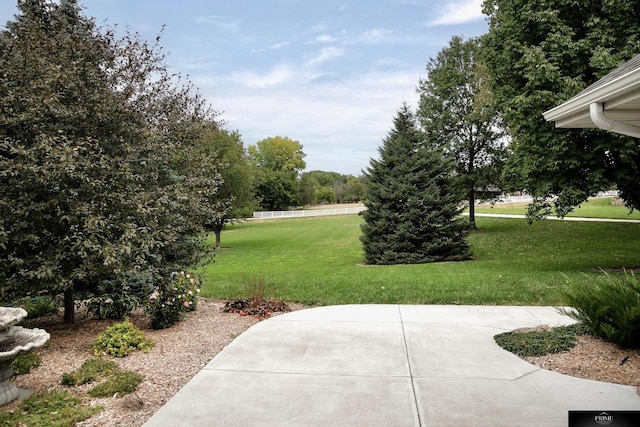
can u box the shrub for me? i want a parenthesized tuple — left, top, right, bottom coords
(145, 271, 200, 330)
(88, 370, 143, 397)
(87, 273, 154, 320)
(14, 295, 60, 318)
(61, 357, 143, 399)
(12, 353, 41, 376)
(145, 294, 185, 330)
(0, 390, 102, 426)
(560, 271, 640, 348)
(172, 271, 200, 311)
(494, 324, 588, 357)
(92, 320, 154, 357)
(61, 358, 119, 386)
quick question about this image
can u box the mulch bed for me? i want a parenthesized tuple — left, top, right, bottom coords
(222, 298, 290, 319)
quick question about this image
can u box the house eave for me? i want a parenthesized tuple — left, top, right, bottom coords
(543, 68, 640, 126)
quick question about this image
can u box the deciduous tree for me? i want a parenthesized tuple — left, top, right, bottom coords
(248, 136, 306, 210)
(417, 36, 506, 229)
(0, 0, 221, 322)
(481, 0, 640, 217)
(201, 127, 256, 249)
(300, 170, 365, 205)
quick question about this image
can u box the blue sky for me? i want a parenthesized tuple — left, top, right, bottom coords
(0, 0, 488, 176)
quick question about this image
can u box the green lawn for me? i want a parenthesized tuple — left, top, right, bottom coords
(199, 214, 640, 306)
(474, 197, 640, 219)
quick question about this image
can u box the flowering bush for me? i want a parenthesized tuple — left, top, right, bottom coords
(145, 271, 201, 330)
(172, 271, 201, 311)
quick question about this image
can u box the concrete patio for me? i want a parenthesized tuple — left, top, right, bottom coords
(144, 305, 640, 426)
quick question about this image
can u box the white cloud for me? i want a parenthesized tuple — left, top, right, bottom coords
(232, 64, 296, 89)
(304, 47, 345, 67)
(316, 34, 338, 43)
(200, 69, 422, 175)
(270, 41, 290, 50)
(194, 15, 240, 31)
(430, 0, 484, 26)
(321, 28, 418, 47)
(359, 28, 395, 43)
(251, 41, 290, 53)
(310, 21, 332, 32)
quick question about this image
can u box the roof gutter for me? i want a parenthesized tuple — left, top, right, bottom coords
(589, 102, 640, 138)
(543, 72, 640, 123)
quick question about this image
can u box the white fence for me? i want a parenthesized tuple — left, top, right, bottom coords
(478, 190, 619, 205)
(253, 206, 366, 219)
(252, 191, 619, 219)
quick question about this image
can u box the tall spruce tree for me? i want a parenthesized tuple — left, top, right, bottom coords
(360, 104, 471, 265)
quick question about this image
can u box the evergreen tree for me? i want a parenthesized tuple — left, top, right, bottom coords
(360, 104, 471, 265)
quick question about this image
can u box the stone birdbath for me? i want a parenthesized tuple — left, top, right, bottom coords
(0, 307, 50, 406)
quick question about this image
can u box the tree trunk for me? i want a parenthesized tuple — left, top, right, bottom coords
(63, 287, 75, 324)
(468, 190, 477, 230)
(215, 229, 222, 250)
(467, 138, 477, 230)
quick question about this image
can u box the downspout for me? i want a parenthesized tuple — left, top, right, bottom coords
(589, 102, 640, 138)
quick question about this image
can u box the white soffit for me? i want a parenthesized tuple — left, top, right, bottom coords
(543, 54, 640, 130)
